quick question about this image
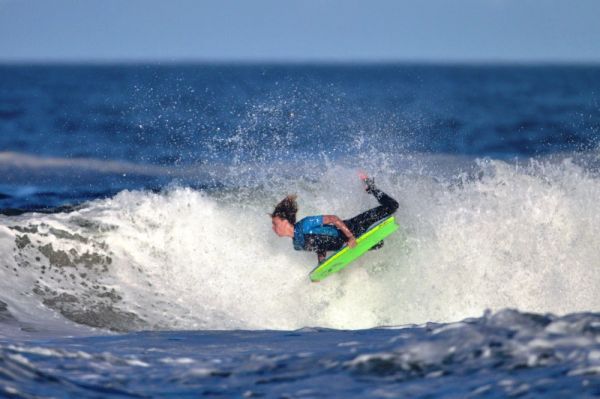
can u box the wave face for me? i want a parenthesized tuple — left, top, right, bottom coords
(1, 156, 600, 332)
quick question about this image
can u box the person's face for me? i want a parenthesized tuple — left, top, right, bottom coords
(271, 216, 289, 237)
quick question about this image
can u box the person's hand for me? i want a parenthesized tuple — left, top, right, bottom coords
(347, 237, 357, 248)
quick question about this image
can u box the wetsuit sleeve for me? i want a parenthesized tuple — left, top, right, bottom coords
(299, 215, 323, 231)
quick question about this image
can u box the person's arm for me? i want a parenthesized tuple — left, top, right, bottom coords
(323, 215, 357, 248)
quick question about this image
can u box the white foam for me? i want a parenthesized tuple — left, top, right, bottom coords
(1, 156, 600, 330)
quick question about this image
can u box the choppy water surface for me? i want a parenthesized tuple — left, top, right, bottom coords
(2, 310, 600, 398)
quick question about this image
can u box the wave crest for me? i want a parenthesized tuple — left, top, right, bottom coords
(1, 157, 600, 332)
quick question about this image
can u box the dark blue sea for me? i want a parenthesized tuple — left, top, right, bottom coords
(1, 64, 600, 397)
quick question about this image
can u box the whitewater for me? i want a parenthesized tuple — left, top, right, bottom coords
(1, 155, 599, 335)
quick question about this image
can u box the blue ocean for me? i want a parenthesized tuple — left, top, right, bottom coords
(1, 64, 600, 397)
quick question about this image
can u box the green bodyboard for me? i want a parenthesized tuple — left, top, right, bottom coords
(309, 216, 399, 282)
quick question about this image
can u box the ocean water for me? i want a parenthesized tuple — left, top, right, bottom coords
(1, 64, 600, 397)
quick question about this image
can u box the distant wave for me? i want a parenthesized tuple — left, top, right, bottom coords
(0, 151, 199, 177)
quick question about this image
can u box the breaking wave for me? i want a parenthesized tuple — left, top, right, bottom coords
(1, 155, 600, 332)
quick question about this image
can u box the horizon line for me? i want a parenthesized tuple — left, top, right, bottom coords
(1, 57, 600, 67)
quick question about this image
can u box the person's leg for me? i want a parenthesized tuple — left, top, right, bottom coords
(344, 205, 392, 237)
(344, 176, 399, 237)
(344, 189, 399, 238)
(369, 188, 399, 214)
(363, 177, 399, 214)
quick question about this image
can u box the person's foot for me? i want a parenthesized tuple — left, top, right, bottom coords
(358, 171, 376, 194)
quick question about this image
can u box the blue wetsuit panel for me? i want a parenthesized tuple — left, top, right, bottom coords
(293, 215, 342, 251)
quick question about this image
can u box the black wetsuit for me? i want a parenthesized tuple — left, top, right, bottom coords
(292, 187, 399, 257)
